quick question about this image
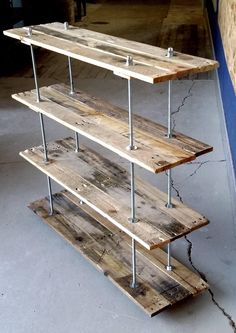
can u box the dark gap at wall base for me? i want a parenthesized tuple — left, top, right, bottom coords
(206, 1, 236, 178)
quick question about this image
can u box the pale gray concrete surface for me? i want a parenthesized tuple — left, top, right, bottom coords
(0, 75, 236, 333)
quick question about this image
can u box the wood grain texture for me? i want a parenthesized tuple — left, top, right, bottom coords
(28, 192, 208, 317)
(20, 137, 209, 250)
(3, 22, 218, 83)
(12, 84, 213, 174)
(62, 190, 209, 295)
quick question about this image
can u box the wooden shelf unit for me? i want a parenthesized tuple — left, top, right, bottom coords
(4, 22, 218, 317)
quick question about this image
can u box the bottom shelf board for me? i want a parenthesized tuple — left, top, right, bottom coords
(29, 191, 208, 317)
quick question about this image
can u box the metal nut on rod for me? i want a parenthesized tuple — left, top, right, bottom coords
(64, 22, 69, 30)
(126, 144, 137, 151)
(166, 47, 174, 58)
(27, 26, 32, 37)
(166, 264, 173, 271)
(126, 55, 134, 66)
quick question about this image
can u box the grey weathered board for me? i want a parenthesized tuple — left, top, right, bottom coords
(12, 84, 213, 174)
(20, 137, 209, 250)
(3, 22, 218, 84)
(29, 192, 208, 317)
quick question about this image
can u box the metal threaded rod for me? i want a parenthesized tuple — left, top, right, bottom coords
(167, 80, 172, 138)
(166, 47, 174, 270)
(30, 44, 40, 103)
(75, 132, 79, 152)
(47, 176, 54, 215)
(166, 169, 173, 209)
(39, 113, 48, 162)
(131, 238, 138, 288)
(64, 22, 74, 94)
(166, 243, 172, 271)
(128, 78, 135, 150)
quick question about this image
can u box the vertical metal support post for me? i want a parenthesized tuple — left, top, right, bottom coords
(125, 61, 138, 288)
(130, 162, 138, 288)
(29, 33, 40, 102)
(28, 26, 54, 215)
(39, 113, 48, 163)
(64, 22, 74, 95)
(75, 132, 79, 152)
(64, 22, 79, 153)
(127, 78, 135, 150)
(166, 243, 172, 271)
(47, 176, 54, 215)
(165, 47, 175, 270)
(167, 79, 172, 139)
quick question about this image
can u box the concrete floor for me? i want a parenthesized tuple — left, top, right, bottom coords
(1, 1, 236, 332)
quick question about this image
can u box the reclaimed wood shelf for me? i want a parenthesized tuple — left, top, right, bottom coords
(20, 137, 209, 250)
(13, 84, 213, 174)
(4, 22, 218, 84)
(4, 22, 216, 316)
(29, 191, 208, 317)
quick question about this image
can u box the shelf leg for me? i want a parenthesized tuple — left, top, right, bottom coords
(166, 243, 173, 271)
(131, 238, 138, 288)
(47, 176, 54, 216)
(126, 73, 138, 288)
(64, 22, 79, 153)
(28, 28, 54, 216)
(29, 43, 40, 103)
(166, 47, 174, 139)
(75, 132, 80, 153)
(39, 113, 49, 163)
(64, 22, 75, 95)
(39, 112, 54, 215)
(165, 47, 174, 271)
(167, 79, 172, 139)
(126, 75, 136, 151)
(130, 162, 138, 288)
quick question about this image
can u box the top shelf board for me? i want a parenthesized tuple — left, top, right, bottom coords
(3, 22, 219, 84)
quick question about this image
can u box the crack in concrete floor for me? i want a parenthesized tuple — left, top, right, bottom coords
(169, 171, 236, 332)
(171, 80, 195, 131)
(186, 159, 226, 178)
(184, 235, 236, 333)
(167, 83, 236, 332)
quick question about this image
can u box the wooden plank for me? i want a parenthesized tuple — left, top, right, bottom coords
(20, 137, 209, 250)
(28, 192, 208, 317)
(12, 84, 213, 174)
(62, 190, 209, 295)
(3, 23, 218, 84)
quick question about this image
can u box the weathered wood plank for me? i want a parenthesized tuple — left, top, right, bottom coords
(28, 192, 208, 316)
(12, 84, 213, 174)
(62, 190, 209, 295)
(20, 137, 209, 250)
(3, 23, 218, 84)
